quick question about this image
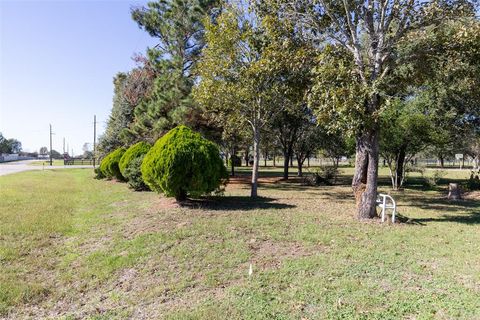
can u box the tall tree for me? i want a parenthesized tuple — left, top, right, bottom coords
(194, 4, 311, 197)
(127, 0, 219, 142)
(0, 133, 22, 154)
(396, 14, 480, 169)
(276, 0, 476, 218)
(293, 120, 323, 177)
(39, 146, 48, 155)
(272, 108, 307, 179)
(380, 99, 433, 189)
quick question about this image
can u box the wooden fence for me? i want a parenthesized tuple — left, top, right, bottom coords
(64, 159, 94, 166)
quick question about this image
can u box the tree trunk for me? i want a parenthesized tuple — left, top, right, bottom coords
(245, 149, 249, 167)
(290, 155, 293, 167)
(251, 126, 260, 198)
(352, 129, 380, 219)
(264, 150, 267, 167)
(230, 153, 235, 177)
(393, 147, 406, 190)
(307, 156, 310, 167)
(439, 156, 444, 168)
(332, 157, 339, 169)
(283, 151, 289, 180)
(273, 153, 276, 167)
(297, 154, 304, 177)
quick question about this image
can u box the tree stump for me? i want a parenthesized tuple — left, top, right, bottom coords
(448, 183, 462, 200)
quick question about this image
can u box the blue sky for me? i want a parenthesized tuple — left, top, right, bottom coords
(0, 0, 154, 154)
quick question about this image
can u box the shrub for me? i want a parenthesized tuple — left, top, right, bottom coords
(304, 166, 339, 186)
(466, 169, 480, 190)
(141, 125, 228, 201)
(119, 141, 152, 177)
(423, 169, 446, 188)
(99, 148, 126, 181)
(123, 156, 150, 191)
(94, 167, 105, 179)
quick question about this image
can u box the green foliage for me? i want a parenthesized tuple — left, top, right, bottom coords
(380, 98, 434, 189)
(98, 74, 134, 155)
(141, 126, 227, 200)
(118, 142, 152, 190)
(100, 148, 126, 181)
(119, 142, 152, 177)
(308, 45, 368, 134)
(305, 166, 339, 186)
(466, 169, 480, 191)
(227, 155, 241, 167)
(93, 167, 105, 180)
(424, 170, 446, 188)
(194, 5, 312, 196)
(0, 132, 22, 154)
(126, 0, 219, 142)
(123, 156, 150, 191)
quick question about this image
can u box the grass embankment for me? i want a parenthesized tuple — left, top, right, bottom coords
(0, 167, 479, 319)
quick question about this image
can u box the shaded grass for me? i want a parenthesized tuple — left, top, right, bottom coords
(1, 168, 479, 319)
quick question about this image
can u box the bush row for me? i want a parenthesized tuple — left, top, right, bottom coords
(98, 126, 227, 200)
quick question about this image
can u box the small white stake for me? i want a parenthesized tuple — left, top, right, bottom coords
(248, 263, 253, 277)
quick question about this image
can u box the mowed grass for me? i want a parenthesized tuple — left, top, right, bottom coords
(0, 167, 479, 319)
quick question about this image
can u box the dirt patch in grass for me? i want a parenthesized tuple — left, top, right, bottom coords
(149, 197, 182, 210)
(464, 190, 480, 200)
(248, 239, 319, 269)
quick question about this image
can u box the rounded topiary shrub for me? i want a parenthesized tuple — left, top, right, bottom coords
(123, 156, 150, 191)
(119, 142, 152, 191)
(99, 148, 126, 181)
(119, 141, 152, 177)
(141, 125, 228, 201)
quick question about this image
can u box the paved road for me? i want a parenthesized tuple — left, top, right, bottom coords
(0, 160, 94, 176)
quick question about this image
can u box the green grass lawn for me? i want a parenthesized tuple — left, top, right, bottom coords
(1, 167, 479, 319)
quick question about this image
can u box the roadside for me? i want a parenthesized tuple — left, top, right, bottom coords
(0, 160, 93, 176)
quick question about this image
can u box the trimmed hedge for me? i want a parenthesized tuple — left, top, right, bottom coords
(123, 156, 149, 191)
(119, 141, 152, 177)
(119, 142, 152, 191)
(141, 125, 227, 200)
(99, 148, 126, 181)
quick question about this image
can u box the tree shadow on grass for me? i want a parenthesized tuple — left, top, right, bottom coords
(399, 193, 480, 212)
(409, 211, 480, 225)
(394, 192, 480, 225)
(179, 196, 296, 211)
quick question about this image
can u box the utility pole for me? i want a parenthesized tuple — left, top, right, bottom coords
(63, 137, 65, 154)
(49, 124, 53, 166)
(93, 115, 97, 167)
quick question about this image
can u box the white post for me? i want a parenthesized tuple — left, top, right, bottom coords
(381, 195, 386, 222)
(392, 203, 396, 223)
